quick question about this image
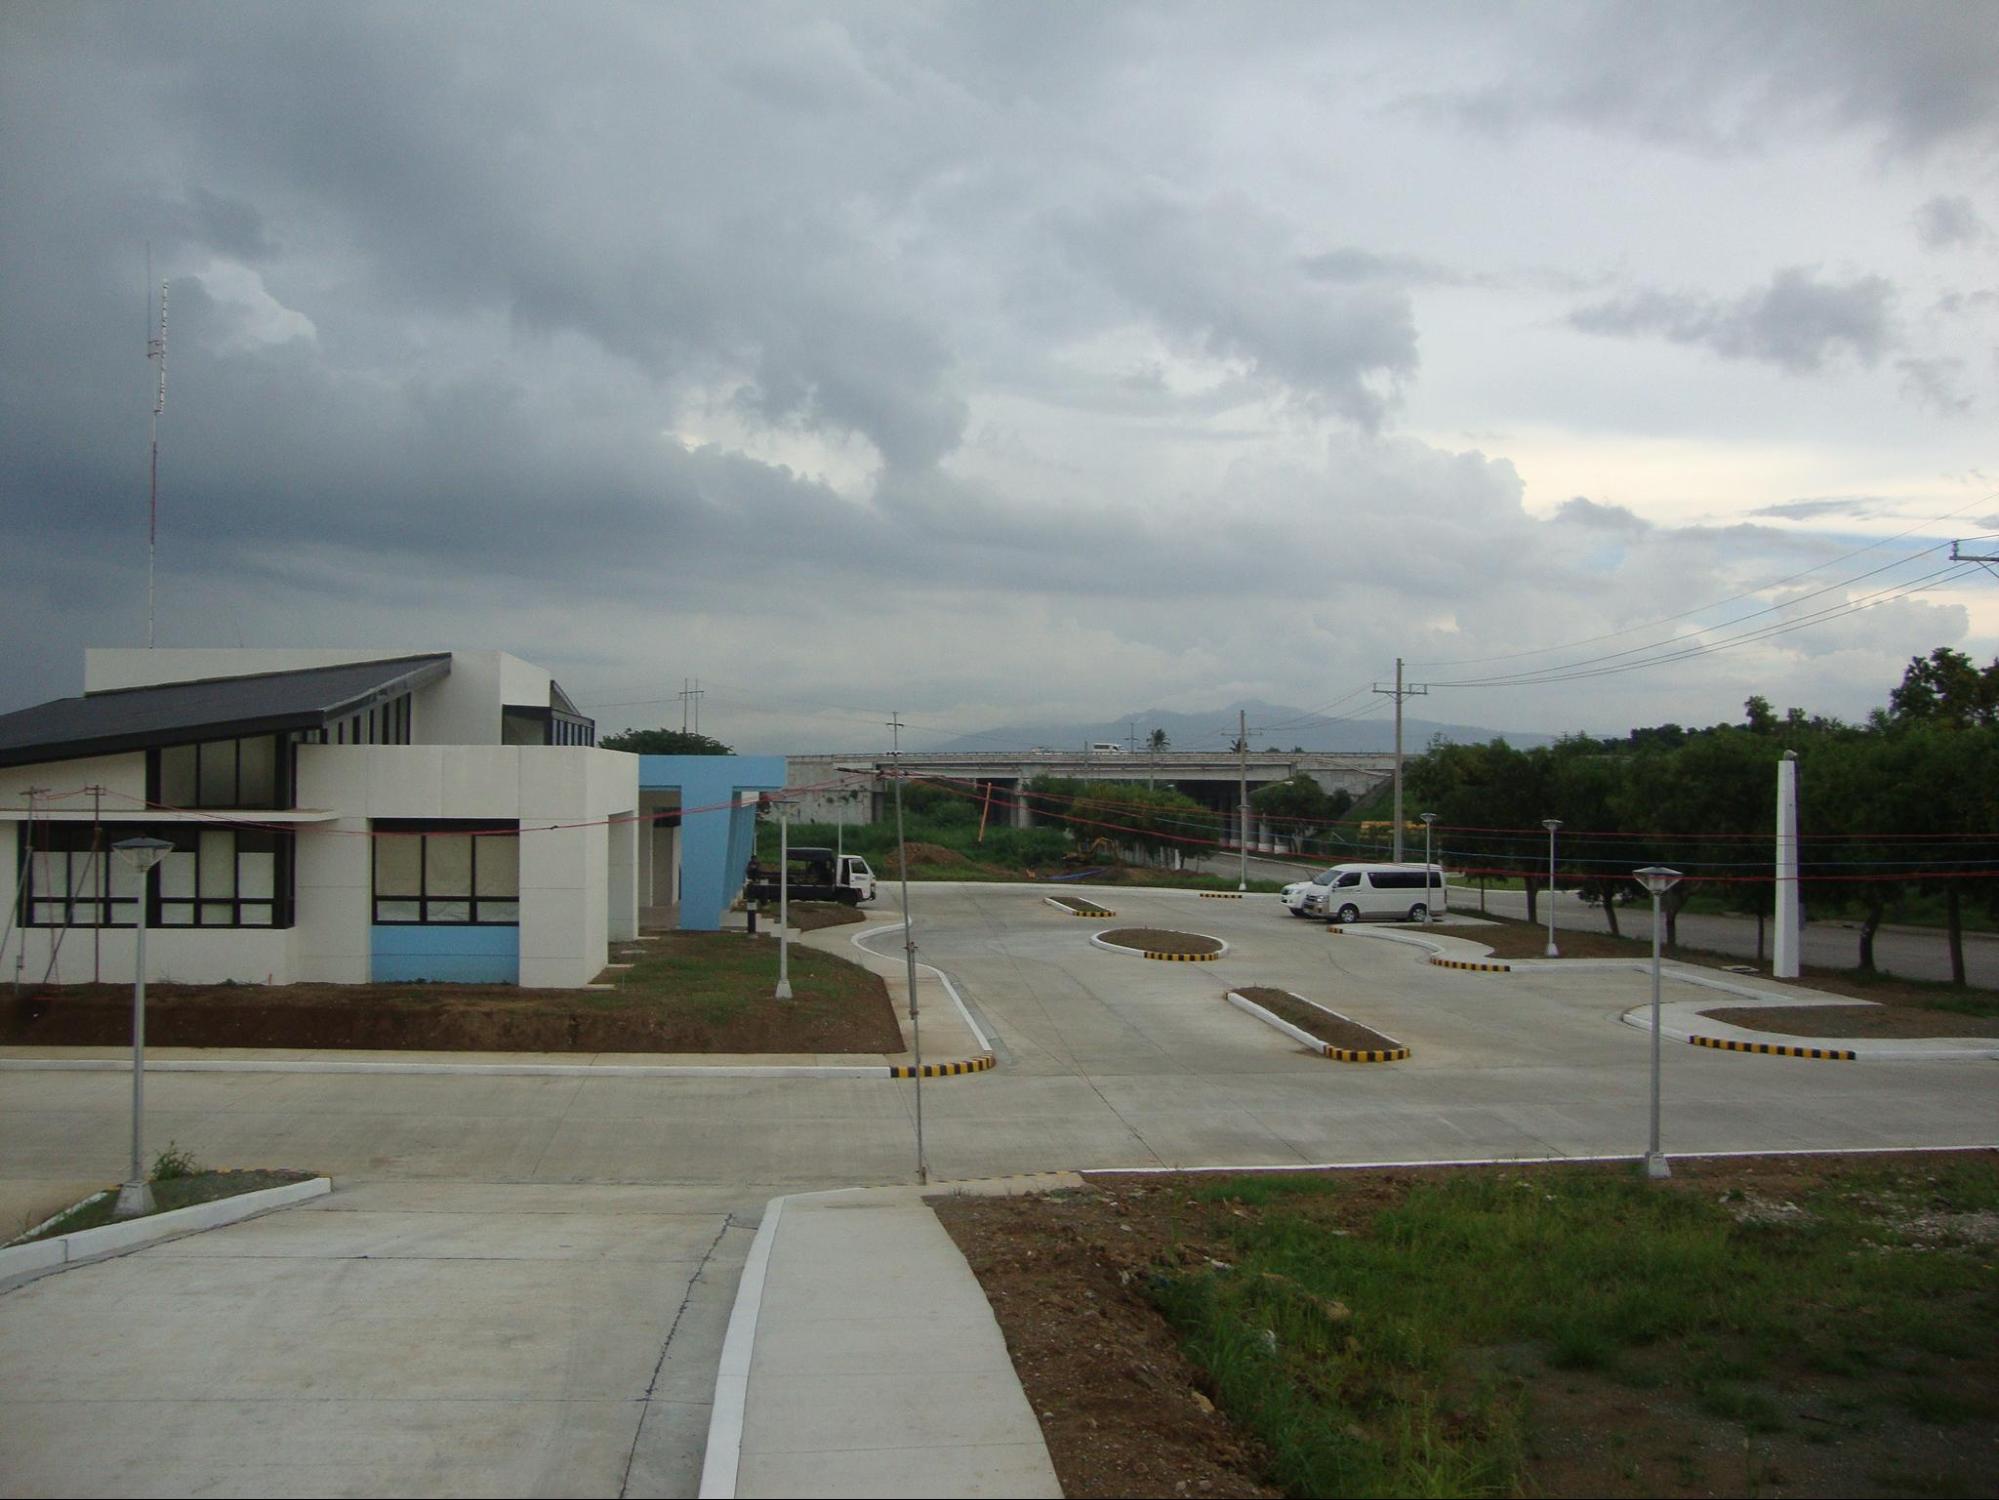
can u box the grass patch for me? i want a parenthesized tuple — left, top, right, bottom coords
(1138, 1157, 1999, 1497)
(14, 1167, 316, 1244)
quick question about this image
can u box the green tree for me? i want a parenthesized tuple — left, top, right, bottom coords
(1147, 728, 1171, 752)
(599, 727, 734, 755)
(1888, 647, 1999, 729)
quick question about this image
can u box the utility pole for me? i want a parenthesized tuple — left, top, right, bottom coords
(888, 712, 927, 1184)
(145, 254, 167, 649)
(1237, 709, 1249, 891)
(1373, 658, 1428, 862)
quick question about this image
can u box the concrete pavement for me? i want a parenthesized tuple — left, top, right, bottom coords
(709, 1185, 1064, 1500)
(4, 881, 1993, 1497)
(0, 1181, 754, 1498)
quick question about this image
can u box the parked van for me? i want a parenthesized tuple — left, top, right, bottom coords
(1087, 741, 1124, 754)
(1306, 863, 1446, 924)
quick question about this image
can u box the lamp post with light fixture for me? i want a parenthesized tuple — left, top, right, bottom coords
(111, 836, 174, 1218)
(1542, 819, 1562, 958)
(1633, 865, 1683, 1181)
(1419, 813, 1438, 923)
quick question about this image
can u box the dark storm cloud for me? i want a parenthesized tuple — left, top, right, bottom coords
(1414, 2, 1999, 156)
(1053, 194, 1420, 429)
(1913, 195, 1992, 251)
(1569, 268, 1896, 374)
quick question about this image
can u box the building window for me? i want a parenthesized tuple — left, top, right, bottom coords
(20, 823, 292, 929)
(372, 821, 520, 925)
(296, 693, 413, 749)
(151, 735, 285, 809)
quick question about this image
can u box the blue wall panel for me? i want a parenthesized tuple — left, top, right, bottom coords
(637, 755, 787, 931)
(371, 924, 520, 984)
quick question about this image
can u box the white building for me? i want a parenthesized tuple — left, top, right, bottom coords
(0, 649, 642, 989)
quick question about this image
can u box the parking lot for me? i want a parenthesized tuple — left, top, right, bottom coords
(3, 882, 1992, 1497)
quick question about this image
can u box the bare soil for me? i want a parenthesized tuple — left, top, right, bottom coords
(1098, 927, 1224, 956)
(3, 933, 902, 1054)
(1049, 896, 1114, 916)
(937, 1153, 1999, 1500)
(785, 901, 868, 932)
(1234, 988, 1403, 1052)
(1698, 1003, 1999, 1039)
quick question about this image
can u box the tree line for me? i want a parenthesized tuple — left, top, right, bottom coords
(1402, 647, 1999, 982)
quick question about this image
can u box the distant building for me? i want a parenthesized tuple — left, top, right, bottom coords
(0, 649, 782, 988)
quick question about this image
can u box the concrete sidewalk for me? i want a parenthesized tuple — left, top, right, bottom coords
(706, 1183, 1069, 1499)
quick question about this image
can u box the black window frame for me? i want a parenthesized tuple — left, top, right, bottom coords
(147, 734, 293, 811)
(18, 821, 294, 929)
(370, 819, 521, 926)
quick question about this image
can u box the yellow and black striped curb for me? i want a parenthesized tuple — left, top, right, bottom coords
(1043, 895, 1115, 917)
(1143, 948, 1222, 962)
(1428, 957, 1512, 973)
(1326, 1045, 1412, 1064)
(1198, 891, 1244, 899)
(1689, 1035, 1855, 1061)
(888, 1054, 997, 1077)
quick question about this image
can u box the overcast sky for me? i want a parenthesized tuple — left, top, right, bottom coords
(3, 2, 1995, 752)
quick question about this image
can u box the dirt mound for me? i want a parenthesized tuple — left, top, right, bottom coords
(880, 841, 972, 873)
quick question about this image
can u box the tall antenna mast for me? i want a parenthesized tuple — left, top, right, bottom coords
(145, 248, 167, 648)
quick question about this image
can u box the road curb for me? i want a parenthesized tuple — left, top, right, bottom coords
(1090, 930, 1230, 962)
(888, 1054, 996, 1077)
(1429, 957, 1513, 973)
(1043, 896, 1114, 917)
(0, 1176, 331, 1285)
(1197, 891, 1244, 899)
(1690, 1035, 1856, 1061)
(1225, 990, 1409, 1062)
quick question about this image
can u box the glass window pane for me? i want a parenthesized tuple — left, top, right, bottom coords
(160, 745, 197, 806)
(238, 851, 275, 901)
(475, 900, 519, 925)
(425, 835, 473, 897)
(375, 899, 420, 922)
(159, 901, 195, 926)
(238, 736, 275, 806)
(239, 904, 273, 927)
(198, 901, 233, 925)
(199, 831, 236, 897)
(474, 836, 519, 897)
(426, 899, 471, 923)
(109, 858, 142, 904)
(375, 835, 422, 897)
(160, 852, 197, 899)
(31, 900, 63, 924)
(198, 742, 235, 806)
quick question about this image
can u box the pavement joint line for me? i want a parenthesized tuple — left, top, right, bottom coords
(1223, 990, 1410, 1063)
(620, 1211, 736, 1500)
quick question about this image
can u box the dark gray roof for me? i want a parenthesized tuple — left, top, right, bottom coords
(0, 655, 451, 768)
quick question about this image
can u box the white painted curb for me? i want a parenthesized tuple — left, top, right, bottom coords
(1225, 990, 1329, 1053)
(851, 922, 995, 1056)
(0, 1176, 331, 1283)
(698, 1193, 785, 1499)
(1625, 996, 1999, 1061)
(0, 1058, 901, 1079)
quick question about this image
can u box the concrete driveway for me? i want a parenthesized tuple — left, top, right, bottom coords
(3, 882, 1993, 1497)
(0, 1182, 753, 1498)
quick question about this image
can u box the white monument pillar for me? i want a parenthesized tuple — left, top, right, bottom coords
(1773, 751, 1800, 978)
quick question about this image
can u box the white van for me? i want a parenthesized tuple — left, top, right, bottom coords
(1309, 863, 1446, 924)
(1087, 741, 1124, 754)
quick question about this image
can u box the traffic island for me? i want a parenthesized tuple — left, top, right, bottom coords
(1045, 895, 1116, 917)
(1227, 987, 1409, 1061)
(1090, 928, 1227, 962)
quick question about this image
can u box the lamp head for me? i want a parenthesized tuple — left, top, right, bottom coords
(1419, 812, 1438, 826)
(1542, 818, 1562, 832)
(112, 835, 175, 875)
(1633, 865, 1682, 897)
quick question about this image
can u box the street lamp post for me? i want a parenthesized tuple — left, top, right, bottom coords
(1419, 813, 1438, 924)
(774, 802, 792, 1000)
(1542, 818, 1562, 958)
(111, 836, 174, 1219)
(1633, 865, 1683, 1181)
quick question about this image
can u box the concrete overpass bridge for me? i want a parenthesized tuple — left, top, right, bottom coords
(783, 748, 1395, 847)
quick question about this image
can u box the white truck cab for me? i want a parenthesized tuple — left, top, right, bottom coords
(839, 855, 877, 903)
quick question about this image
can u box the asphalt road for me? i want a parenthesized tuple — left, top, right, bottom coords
(4, 883, 1992, 1497)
